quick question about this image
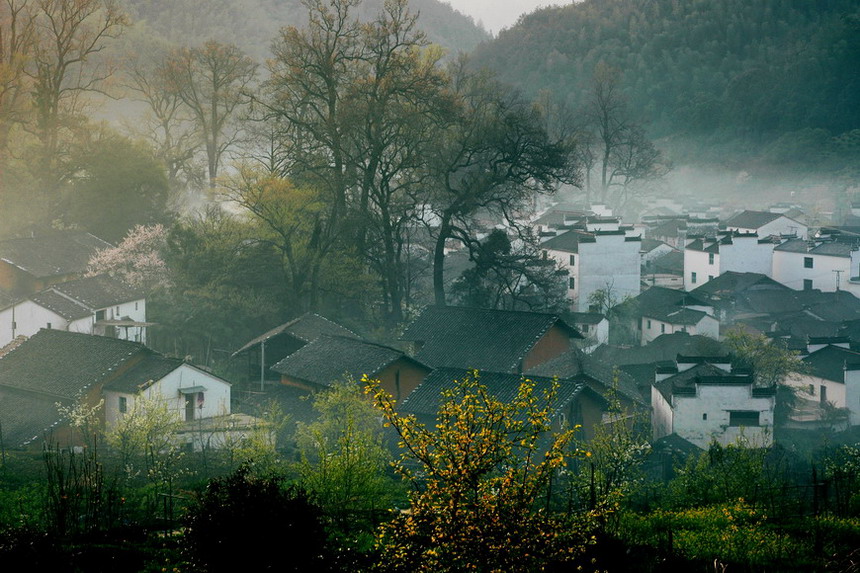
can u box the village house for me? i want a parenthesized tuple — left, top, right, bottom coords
(614, 286, 716, 345)
(651, 356, 776, 449)
(0, 329, 240, 450)
(782, 337, 860, 430)
(683, 232, 779, 291)
(566, 311, 609, 351)
(772, 238, 860, 294)
(400, 305, 582, 374)
(232, 313, 359, 385)
(724, 209, 807, 239)
(0, 231, 112, 296)
(0, 275, 148, 347)
(271, 335, 431, 402)
(541, 228, 641, 312)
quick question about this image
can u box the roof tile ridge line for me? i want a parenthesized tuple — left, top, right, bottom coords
(310, 312, 360, 338)
(0, 334, 29, 361)
(42, 285, 94, 312)
(80, 347, 143, 397)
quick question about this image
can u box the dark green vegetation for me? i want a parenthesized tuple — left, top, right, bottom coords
(0, 377, 858, 571)
(472, 0, 860, 172)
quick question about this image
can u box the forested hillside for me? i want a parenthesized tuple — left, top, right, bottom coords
(123, 0, 489, 59)
(472, 0, 860, 170)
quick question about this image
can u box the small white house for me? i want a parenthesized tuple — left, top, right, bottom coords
(772, 239, 860, 295)
(543, 229, 641, 312)
(684, 232, 777, 291)
(640, 309, 720, 345)
(567, 312, 609, 351)
(652, 359, 776, 448)
(0, 275, 147, 347)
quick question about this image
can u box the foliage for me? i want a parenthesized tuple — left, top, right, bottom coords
(620, 501, 809, 568)
(367, 371, 595, 572)
(64, 131, 171, 242)
(228, 401, 291, 476)
(87, 224, 171, 293)
(182, 466, 332, 573)
(104, 395, 184, 519)
(296, 382, 395, 535)
(823, 444, 860, 516)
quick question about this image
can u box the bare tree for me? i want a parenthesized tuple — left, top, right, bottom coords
(163, 41, 257, 189)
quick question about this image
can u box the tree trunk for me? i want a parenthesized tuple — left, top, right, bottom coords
(433, 212, 452, 306)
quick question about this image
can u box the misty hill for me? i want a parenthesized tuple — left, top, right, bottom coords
(123, 0, 489, 59)
(471, 0, 860, 172)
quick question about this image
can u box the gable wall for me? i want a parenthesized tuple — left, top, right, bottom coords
(0, 302, 69, 346)
(375, 359, 431, 403)
(522, 324, 571, 371)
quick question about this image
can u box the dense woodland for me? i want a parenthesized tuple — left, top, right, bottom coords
(473, 0, 860, 171)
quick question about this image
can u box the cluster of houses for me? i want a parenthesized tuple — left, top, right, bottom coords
(3, 197, 860, 456)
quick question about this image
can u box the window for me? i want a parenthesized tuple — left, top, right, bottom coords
(119, 396, 127, 414)
(96, 309, 105, 321)
(46, 322, 51, 329)
(135, 302, 139, 311)
(729, 411, 760, 427)
(660, 323, 666, 333)
(708, 252, 714, 265)
(691, 272, 697, 284)
(804, 257, 813, 269)
(569, 254, 575, 265)
(569, 277, 575, 289)
(647, 319, 652, 329)
(115, 306, 120, 314)
(808, 384, 815, 395)
(702, 413, 708, 420)
(804, 279, 813, 290)
(820, 385, 827, 404)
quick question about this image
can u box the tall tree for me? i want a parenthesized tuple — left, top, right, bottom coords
(427, 60, 572, 305)
(163, 41, 257, 189)
(28, 0, 127, 200)
(584, 62, 668, 207)
(0, 0, 35, 155)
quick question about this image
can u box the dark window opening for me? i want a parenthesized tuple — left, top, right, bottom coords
(729, 411, 760, 427)
(569, 255, 575, 265)
(119, 396, 127, 414)
(804, 279, 813, 290)
(569, 277, 575, 289)
(804, 257, 813, 269)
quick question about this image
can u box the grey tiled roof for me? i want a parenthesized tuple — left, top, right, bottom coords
(0, 387, 66, 447)
(401, 306, 580, 373)
(691, 271, 788, 298)
(527, 349, 643, 404)
(400, 367, 584, 419)
(541, 229, 591, 253)
(0, 232, 111, 278)
(103, 354, 184, 393)
(643, 306, 709, 326)
(270, 335, 422, 387)
(29, 290, 91, 320)
(725, 210, 782, 230)
(50, 275, 142, 310)
(0, 329, 144, 400)
(592, 333, 727, 366)
(234, 313, 358, 356)
(802, 345, 860, 382)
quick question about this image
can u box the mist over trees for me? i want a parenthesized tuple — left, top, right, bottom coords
(472, 0, 860, 171)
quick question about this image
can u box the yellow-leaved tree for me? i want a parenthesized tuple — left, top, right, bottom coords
(366, 371, 596, 573)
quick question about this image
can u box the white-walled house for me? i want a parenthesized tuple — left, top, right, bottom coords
(651, 359, 776, 448)
(724, 210, 807, 239)
(567, 311, 609, 351)
(542, 229, 642, 312)
(641, 308, 720, 345)
(684, 232, 778, 291)
(783, 340, 860, 429)
(0, 275, 147, 347)
(772, 239, 860, 295)
(102, 355, 231, 426)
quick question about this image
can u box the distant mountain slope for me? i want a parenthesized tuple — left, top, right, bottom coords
(123, 0, 489, 60)
(471, 0, 860, 168)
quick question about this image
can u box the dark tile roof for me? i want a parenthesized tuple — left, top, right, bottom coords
(0, 386, 66, 447)
(234, 313, 358, 356)
(798, 291, 860, 322)
(640, 238, 669, 253)
(401, 306, 580, 372)
(802, 345, 860, 383)
(653, 362, 742, 402)
(103, 354, 184, 393)
(270, 335, 422, 387)
(400, 367, 584, 419)
(650, 250, 684, 274)
(0, 329, 144, 400)
(592, 333, 727, 366)
(643, 306, 709, 326)
(810, 242, 856, 258)
(725, 210, 782, 230)
(566, 311, 605, 325)
(690, 271, 789, 299)
(526, 349, 644, 404)
(50, 275, 142, 310)
(773, 238, 810, 253)
(540, 229, 592, 253)
(685, 238, 720, 253)
(0, 231, 111, 278)
(29, 290, 91, 320)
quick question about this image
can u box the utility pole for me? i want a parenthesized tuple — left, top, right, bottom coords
(834, 269, 843, 291)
